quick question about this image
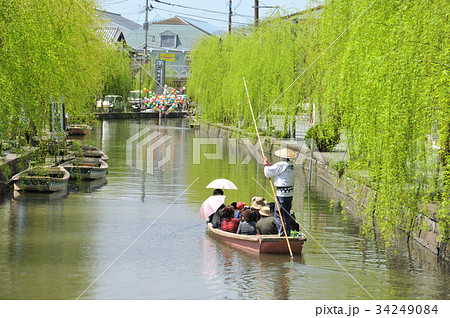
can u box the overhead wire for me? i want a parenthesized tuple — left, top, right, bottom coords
(152, 6, 250, 25)
(100, 0, 128, 5)
(153, 0, 230, 16)
(73, 0, 163, 87)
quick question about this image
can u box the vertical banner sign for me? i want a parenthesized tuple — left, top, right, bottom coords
(155, 59, 166, 95)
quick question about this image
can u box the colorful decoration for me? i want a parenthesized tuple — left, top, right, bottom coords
(139, 87, 188, 114)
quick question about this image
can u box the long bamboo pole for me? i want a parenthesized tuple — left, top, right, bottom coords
(243, 77, 294, 260)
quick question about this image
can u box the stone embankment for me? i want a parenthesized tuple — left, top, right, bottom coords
(200, 122, 450, 263)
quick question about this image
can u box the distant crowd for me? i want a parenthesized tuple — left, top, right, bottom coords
(208, 189, 299, 236)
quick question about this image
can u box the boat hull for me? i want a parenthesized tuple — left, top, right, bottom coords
(12, 167, 70, 192)
(207, 222, 306, 255)
(79, 145, 109, 161)
(60, 158, 108, 180)
(66, 124, 92, 136)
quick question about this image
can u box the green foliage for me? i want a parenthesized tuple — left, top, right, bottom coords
(103, 48, 133, 101)
(273, 130, 291, 139)
(0, 0, 133, 137)
(132, 62, 155, 93)
(305, 122, 340, 152)
(303, 0, 450, 242)
(332, 160, 348, 178)
(188, 10, 307, 130)
(188, 0, 450, 243)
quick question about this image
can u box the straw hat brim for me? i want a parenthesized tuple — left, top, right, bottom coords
(274, 148, 296, 158)
(259, 207, 271, 217)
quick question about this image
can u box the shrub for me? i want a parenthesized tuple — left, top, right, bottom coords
(332, 160, 348, 178)
(305, 123, 340, 152)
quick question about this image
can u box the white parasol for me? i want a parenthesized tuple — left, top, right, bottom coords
(205, 178, 238, 190)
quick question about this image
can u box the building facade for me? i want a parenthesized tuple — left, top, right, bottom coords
(126, 16, 221, 84)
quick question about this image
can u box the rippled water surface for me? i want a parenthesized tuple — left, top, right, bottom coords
(0, 119, 449, 299)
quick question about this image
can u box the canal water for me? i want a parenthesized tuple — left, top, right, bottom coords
(0, 118, 449, 300)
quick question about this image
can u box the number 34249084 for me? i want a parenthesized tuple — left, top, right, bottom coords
(375, 304, 438, 315)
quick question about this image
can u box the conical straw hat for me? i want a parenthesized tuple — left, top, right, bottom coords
(274, 148, 296, 158)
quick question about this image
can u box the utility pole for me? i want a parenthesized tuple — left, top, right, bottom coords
(228, 0, 232, 33)
(144, 0, 149, 59)
(254, 0, 259, 27)
(139, 0, 150, 110)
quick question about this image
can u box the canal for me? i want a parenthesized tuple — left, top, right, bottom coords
(0, 118, 449, 300)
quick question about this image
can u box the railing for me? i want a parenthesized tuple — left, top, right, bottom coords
(130, 61, 190, 80)
(166, 65, 189, 80)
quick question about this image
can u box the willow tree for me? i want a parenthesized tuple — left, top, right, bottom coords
(302, 0, 450, 242)
(0, 0, 132, 140)
(188, 10, 308, 133)
(188, 0, 450, 244)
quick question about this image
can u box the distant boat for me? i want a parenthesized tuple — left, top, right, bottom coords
(11, 166, 70, 192)
(66, 124, 92, 136)
(207, 222, 306, 255)
(59, 157, 108, 180)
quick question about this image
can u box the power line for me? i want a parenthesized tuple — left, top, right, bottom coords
(73, 0, 163, 88)
(234, 12, 254, 22)
(152, 6, 250, 25)
(153, 0, 229, 16)
(100, 0, 128, 5)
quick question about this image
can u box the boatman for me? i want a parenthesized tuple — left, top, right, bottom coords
(263, 148, 296, 237)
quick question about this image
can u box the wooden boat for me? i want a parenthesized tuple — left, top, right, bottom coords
(11, 166, 70, 192)
(72, 144, 109, 161)
(66, 124, 92, 136)
(207, 222, 306, 255)
(59, 157, 108, 180)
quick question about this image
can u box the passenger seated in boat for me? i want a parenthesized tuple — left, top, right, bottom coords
(256, 206, 278, 235)
(220, 205, 240, 233)
(209, 189, 225, 228)
(236, 209, 257, 235)
(234, 201, 246, 221)
(250, 196, 267, 221)
(268, 202, 275, 213)
(211, 205, 226, 228)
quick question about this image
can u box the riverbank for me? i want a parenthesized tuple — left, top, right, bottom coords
(200, 122, 450, 263)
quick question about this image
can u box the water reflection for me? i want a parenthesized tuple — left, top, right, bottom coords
(0, 119, 449, 299)
(68, 178, 108, 194)
(12, 188, 69, 201)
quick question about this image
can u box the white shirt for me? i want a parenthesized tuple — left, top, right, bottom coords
(264, 160, 294, 197)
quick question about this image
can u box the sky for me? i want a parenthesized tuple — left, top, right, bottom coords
(98, 0, 316, 31)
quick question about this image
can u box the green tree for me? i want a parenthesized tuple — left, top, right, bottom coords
(0, 0, 133, 139)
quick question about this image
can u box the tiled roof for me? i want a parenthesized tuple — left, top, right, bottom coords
(96, 10, 141, 34)
(96, 26, 125, 44)
(125, 16, 219, 51)
(154, 17, 187, 25)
